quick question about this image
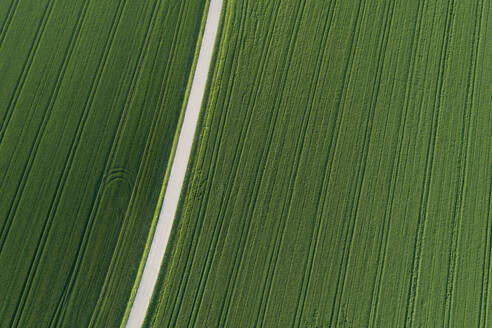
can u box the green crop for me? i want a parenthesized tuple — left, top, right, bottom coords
(0, 0, 208, 326)
(146, 0, 492, 327)
(2, 0, 492, 326)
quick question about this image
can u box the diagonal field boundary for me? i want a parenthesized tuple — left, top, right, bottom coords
(125, 0, 223, 326)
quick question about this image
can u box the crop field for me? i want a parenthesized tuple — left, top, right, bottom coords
(0, 0, 208, 326)
(2, 0, 492, 327)
(146, 0, 492, 327)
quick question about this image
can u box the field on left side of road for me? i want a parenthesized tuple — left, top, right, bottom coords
(0, 0, 208, 326)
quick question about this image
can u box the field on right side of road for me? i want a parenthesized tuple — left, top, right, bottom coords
(147, 0, 492, 327)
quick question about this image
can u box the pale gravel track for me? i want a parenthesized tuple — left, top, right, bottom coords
(125, 0, 223, 326)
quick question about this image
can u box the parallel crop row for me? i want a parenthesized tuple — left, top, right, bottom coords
(0, 0, 208, 326)
(147, 0, 492, 327)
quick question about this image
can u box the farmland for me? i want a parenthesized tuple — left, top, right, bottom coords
(146, 0, 492, 327)
(0, 0, 208, 326)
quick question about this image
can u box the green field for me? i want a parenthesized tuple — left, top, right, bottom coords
(146, 0, 492, 327)
(0, 0, 208, 326)
(2, 0, 492, 327)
